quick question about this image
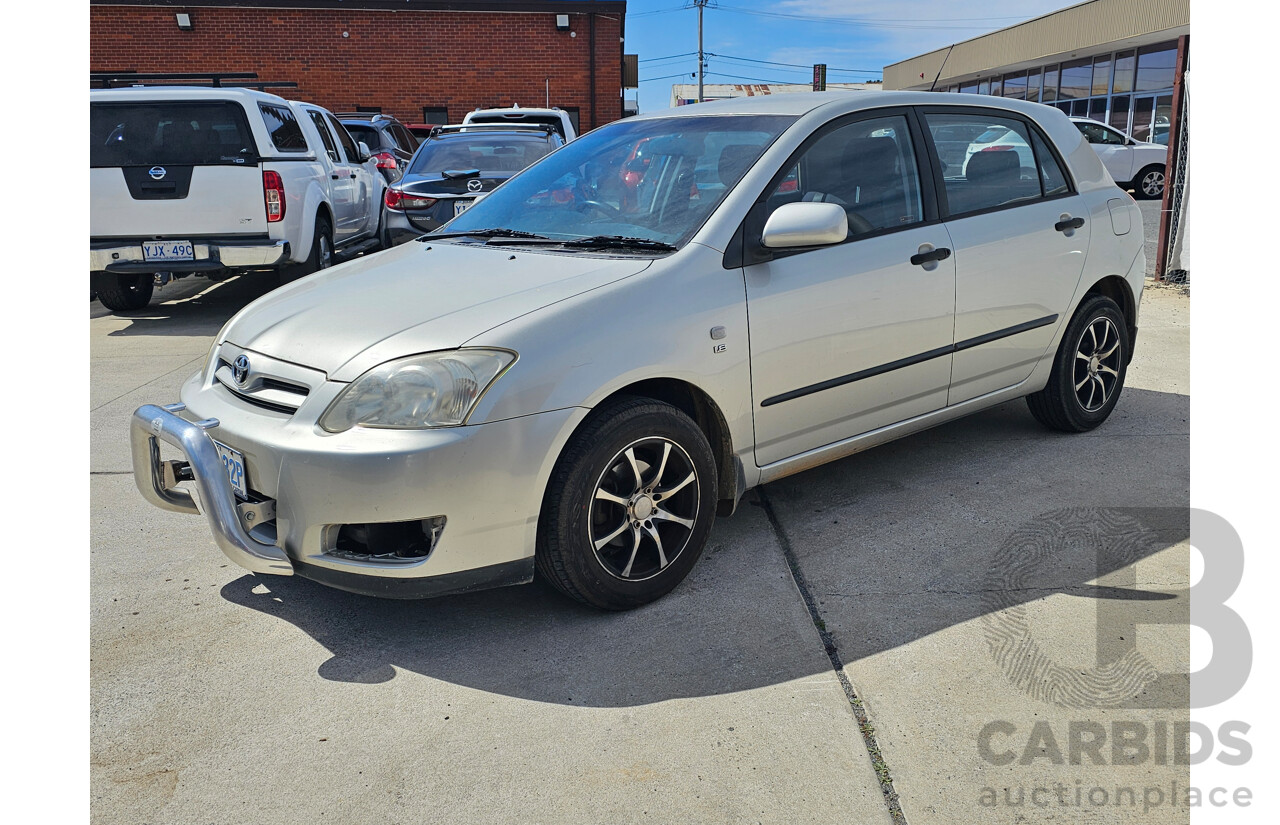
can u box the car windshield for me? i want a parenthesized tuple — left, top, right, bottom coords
(441, 114, 796, 248)
(408, 135, 557, 176)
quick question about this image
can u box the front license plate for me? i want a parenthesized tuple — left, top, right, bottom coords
(142, 240, 194, 262)
(213, 440, 249, 500)
(453, 199, 474, 216)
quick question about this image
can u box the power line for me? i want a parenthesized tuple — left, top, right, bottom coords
(639, 71, 697, 83)
(638, 52, 697, 63)
(712, 53, 882, 75)
(714, 4, 1030, 30)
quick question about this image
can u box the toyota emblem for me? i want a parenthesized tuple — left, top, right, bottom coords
(232, 355, 251, 386)
(148, 166, 167, 181)
(467, 179, 483, 193)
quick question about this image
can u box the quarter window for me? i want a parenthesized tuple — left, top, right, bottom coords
(762, 114, 925, 239)
(259, 104, 308, 153)
(923, 112, 1068, 216)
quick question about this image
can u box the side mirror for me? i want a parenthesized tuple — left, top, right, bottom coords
(760, 202, 848, 249)
(356, 141, 372, 162)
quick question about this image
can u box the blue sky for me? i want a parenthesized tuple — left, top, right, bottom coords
(624, 0, 1072, 113)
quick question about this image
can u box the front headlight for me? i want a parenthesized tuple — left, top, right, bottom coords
(319, 349, 515, 433)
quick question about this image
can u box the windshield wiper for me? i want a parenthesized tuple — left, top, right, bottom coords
(557, 235, 678, 252)
(417, 228, 550, 242)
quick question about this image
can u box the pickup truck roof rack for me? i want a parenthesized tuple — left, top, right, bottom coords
(90, 72, 297, 92)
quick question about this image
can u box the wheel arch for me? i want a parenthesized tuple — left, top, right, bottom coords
(1082, 274, 1137, 362)
(585, 378, 742, 517)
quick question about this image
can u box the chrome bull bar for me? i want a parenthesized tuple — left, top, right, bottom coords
(130, 403, 293, 575)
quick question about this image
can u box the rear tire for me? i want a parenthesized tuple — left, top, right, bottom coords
(91, 271, 153, 312)
(1026, 295, 1129, 432)
(1132, 164, 1166, 200)
(281, 214, 333, 283)
(536, 397, 718, 611)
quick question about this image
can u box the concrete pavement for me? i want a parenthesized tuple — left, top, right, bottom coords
(91, 270, 1190, 824)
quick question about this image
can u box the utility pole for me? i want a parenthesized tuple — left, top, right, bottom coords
(695, 0, 708, 102)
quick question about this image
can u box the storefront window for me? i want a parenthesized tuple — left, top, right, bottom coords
(1092, 54, 1112, 97)
(978, 79, 990, 95)
(1109, 95, 1131, 134)
(988, 76, 1002, 96)
(1026, 68, 1043, 103)
(1112, 50, 1136, 95)
(1058, 58, 1092, 99)
(1042, 64, 1059, 102)
(1135, 44, 1177, 93)
(1089, 97, 1107, 120)
(1002, 71, 1027, 100)
(960, 81, 978, 94)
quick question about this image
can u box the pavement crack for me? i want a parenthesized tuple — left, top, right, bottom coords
(755, 486, 908, 825)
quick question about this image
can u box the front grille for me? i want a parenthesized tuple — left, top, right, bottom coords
(214, 356, 312, 413)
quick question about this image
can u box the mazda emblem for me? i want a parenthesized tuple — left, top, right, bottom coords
(232, 355, 251, 386)
(467, 179, 483, 193)
(148, 166, 167, 181)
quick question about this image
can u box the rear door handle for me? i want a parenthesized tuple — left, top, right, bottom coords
(910, 247, 951, 266)
(1055, 216, 1085, 232)
(349, 174, 358, 179)
(331, 174, 341, 180)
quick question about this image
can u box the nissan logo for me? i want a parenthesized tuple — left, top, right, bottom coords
(232, 355, 251, 386)
(467, 179, 483, 193)
(148, 166, 167, 181)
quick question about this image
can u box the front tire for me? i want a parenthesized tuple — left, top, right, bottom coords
(536, 397, 718, 610)
(91, 271, 153, 312)
(1026, 295, 1129, 432)
(1132, 164, 1166, 200)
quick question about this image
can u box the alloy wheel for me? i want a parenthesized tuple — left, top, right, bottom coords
(318, 234, 334, 269)
(1073, 317, 1122, 412)
(589, 437, 700, 581)
(1141, 170, 1165, 198)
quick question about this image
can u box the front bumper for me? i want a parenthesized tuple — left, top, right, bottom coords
(91, 238, 289, 273)
(130, 385, 587, 598)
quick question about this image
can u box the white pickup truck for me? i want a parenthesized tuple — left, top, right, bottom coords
(90, 87, 384, 312)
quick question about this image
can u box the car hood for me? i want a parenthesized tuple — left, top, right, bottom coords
(222, 240, 651, 381)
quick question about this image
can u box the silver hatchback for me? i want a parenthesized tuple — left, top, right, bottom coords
(132, 91, 1145, 610)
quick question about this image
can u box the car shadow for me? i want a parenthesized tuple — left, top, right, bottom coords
(92, 274, 283, 336)
(217, 388, 1188, 707)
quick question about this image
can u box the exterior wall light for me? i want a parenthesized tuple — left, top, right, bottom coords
(556, 14, 570, 31)
(175, 13, 194, 31)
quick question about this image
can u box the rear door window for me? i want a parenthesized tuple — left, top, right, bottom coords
(922, 110, 1067, 216)
(90, 101, 256, 167)
(307, 111, 341, 163)
(259, 104, 308, 153)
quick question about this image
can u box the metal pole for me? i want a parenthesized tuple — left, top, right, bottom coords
(697, 0, 705, 102)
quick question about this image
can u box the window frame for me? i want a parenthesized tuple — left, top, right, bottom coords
(306, 110, 341, 163)
(258, 103, 309, 154)
(914, 104, 1078, 222)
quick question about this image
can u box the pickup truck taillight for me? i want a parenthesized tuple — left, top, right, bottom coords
(373, 151, 398, 171)
(263, 170, 285, 222)
(384, 189, 437, 212)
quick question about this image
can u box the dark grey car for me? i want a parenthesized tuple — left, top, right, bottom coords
(381, 125, 563, 246)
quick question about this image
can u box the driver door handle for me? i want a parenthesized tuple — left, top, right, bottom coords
(1055, 216, 1085, 232)
(910, 247, 951, 266)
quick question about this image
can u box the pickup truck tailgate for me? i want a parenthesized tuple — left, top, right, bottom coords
(90, 165, 268, 238)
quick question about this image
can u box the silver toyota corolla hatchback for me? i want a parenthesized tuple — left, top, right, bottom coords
(132, 91, 1146, 610)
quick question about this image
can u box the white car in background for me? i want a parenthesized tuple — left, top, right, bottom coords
(1069, 117, 1168, 200)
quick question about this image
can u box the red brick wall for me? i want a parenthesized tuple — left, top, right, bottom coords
(90, 6, 623, 128)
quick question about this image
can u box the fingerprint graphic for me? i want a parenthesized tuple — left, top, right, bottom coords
(980, 508, 1162, 708)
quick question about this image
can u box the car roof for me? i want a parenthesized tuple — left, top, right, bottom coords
(89, 86, 293, 105)
(429, 128, 555, 141)
(629, 90, 1069, 122)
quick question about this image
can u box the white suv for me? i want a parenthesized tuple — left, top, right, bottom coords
(1069, 117, 1168, 200)
(90, 87, 384, 312)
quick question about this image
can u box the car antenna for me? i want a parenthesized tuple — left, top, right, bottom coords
(929, 44, 955, 92)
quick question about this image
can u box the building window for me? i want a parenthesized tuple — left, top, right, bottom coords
(1135, 44, 1177, 93)
(977, 79, 990, 95)
(1042, 65, 1059, 102)
(1026, 68, 1042, 103)
(1109, 95, 1130, 133)
(959, 81, 978, 94)
(421, 106, 449, 125)
(1112, 50, 1136, 95)
(355, 105, 382, 114)
(1089, 97, 1107, 121)
(1091, 54, 1112, 97)
(1002, 71, 1027, 100)
(1058, 58, 1092, 99)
